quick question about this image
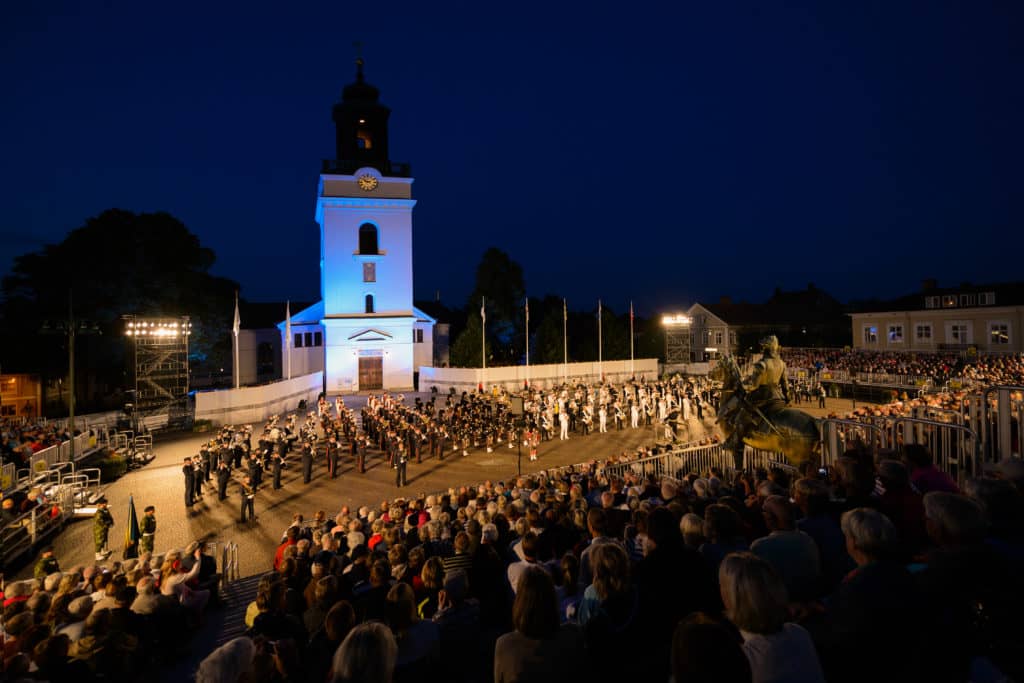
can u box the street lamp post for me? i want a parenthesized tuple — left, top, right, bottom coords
(41, 292, 101, 463)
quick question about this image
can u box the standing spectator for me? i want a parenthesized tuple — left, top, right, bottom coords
(330, 621, 398, 683)
(813, 508, 924, 683)
(386, 582, 440, 682)
(719, 552, 824, 683)
(671, 613, 752, 683)
(902, 444, 960, 495)
(494, 566, 586, 683)
(750, 496, 821, 601)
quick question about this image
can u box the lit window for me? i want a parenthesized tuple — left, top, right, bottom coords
(990, 323, 1009, 345)
(942, 296, 957, 308)
(357, 130, 373, 149)
(863, 326, 878, 344)
(888, 325, 903, 343)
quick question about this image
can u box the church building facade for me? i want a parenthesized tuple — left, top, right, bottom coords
(281, 61, 434, 392)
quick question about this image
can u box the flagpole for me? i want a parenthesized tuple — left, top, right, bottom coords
(598, 299, 603, 382)
(480, 296, 486, 391)
(629, 300, 635, 377)
(233, 291, 240, 389)
(524, 297, 529, 389)
(562, 298, 568, 384)
(285, 300, 292, 380)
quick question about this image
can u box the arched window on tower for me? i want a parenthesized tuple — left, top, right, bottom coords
(357, 129, 373, 149)
(365, 294, 375, 314)
(358, 224, 379, 254)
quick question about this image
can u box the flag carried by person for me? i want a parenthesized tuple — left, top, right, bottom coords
(480, 297, 486, 324)
(123, 494, 141, 560)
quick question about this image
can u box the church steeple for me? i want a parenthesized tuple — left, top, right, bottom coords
(329, 58, 406, 175)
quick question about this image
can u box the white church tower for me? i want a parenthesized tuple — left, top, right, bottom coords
(311, 59, 433, 392)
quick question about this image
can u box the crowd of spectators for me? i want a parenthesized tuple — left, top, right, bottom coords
(188, 444, 1024, 683)
(782, 348, 1024, 387)
(0, 419, 74, 469)
(0, 538, 222, 681)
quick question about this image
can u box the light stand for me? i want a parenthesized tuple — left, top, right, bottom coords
(41, 291, 101, 462)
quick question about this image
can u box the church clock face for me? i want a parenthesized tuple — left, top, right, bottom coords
(357, 174, 379, 191)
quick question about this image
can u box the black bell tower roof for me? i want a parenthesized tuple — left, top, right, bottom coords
(326, 59, 409, 177)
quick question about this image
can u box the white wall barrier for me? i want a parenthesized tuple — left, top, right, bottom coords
(419, 359, 659, 394)
(194, 372, 324, 427)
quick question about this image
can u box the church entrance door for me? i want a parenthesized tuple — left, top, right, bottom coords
(358, 357, 383, 390)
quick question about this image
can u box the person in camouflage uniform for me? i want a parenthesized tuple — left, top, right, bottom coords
(33, 546, 60, 580)
(93, 498, 114, 560)
(140, 505, 156, 554)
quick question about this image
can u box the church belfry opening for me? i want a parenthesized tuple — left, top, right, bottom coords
(358, 223, 379, 254)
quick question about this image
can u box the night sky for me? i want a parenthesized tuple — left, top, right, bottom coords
(3, 2, 1022, 316)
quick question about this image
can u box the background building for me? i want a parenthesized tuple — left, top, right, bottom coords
(849, 281, 1024, 353)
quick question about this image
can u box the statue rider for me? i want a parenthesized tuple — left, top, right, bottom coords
(724, 335, 790, 452)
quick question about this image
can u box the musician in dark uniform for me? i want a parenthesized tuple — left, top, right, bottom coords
(296, 440, 310, 483)
(239, 476, 256, 523)
(183, 457, 195, 511)
(247, 454, 261, 491)
(217, 461, 231, 501)
(394, 444, 408, 488)
(326, 436, 339, 479)
(271, 452, 283, 490)
(357, 436, 367, 474)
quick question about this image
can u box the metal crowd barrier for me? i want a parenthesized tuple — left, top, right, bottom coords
(219, 541, 240, 588)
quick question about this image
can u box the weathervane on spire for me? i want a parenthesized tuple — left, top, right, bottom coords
(354, 41, 365, 82)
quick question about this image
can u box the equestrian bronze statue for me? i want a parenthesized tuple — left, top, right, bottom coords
(712, 336, 820, 467)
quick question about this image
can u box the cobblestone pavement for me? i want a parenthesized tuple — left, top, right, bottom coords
(14, 395, 855, 582)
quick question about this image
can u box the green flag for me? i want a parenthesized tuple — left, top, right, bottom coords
(123, 494, 141, 560)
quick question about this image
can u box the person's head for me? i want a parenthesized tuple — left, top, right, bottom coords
(386, 582, 418, 632)
(519, 531, 539, 561)
(680, 513, 705, 548)
(840, 507, 899, 565)
(144, 505, 155, 516)
(591, 542, 630, 601)
(762, 494, 795, 531)
(671, 613, 752, 683)
(195, 636, 255, 683)
(324, 600, 356, 642)
(646, 506, 681, 551)
(421, 556, 445, 590)
(792, 478, 830, 516)
(702, 504, 743, 543)
(586, 507, 608, 538)
(330, 621, 397, 683)
(719, 552, 789, 635)
(511, 566, 559, 639)
(962, 477, 1024, 540)
(902, 444, 934, 470)
(923, 492, 988, 547)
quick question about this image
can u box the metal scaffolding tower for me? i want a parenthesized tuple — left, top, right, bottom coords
(124, 316, 192, 429)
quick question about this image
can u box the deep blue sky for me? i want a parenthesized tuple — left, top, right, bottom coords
(3, 1, 1022, 315)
